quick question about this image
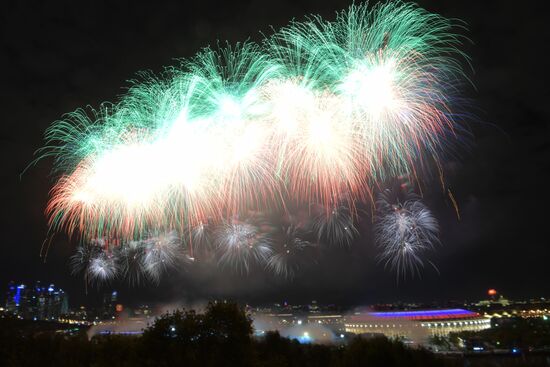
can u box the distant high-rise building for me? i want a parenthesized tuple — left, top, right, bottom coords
(5, 282, 28, 316)
(102, 290, 118, 319)
(4, 281, 68, 320)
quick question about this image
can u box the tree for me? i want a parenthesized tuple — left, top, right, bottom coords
(139, 301, 254, 367)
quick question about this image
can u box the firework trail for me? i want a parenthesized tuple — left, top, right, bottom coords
(188, 221, 210, 254)
(374, 189, 439, 278)
(38, 2, 469, 282)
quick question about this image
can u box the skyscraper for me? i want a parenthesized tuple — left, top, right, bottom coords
(102, 290, 118, 319)
(4, 281, 68, 320)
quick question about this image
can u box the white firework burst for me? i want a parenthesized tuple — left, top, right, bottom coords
(70, 241, 117, 284)
(214, 220, 273, 273)
(87, 252, 117, 284)
(267, 224, 315, 278)
(374, 189, 439, 278)
(141, 231, 188, 283)
(115, 240, 147, 285)
(312, 204, 359, 246)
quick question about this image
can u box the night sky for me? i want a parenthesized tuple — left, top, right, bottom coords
(1, 0, 548, 308)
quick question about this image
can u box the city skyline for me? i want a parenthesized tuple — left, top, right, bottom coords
(4, 278, 546, 319)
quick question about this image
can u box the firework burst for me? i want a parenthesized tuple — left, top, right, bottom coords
(374, 189, 439, 278)
(39, 2, 469, 283)
(312, 204, 359, 246)
(70, 241, 117, 284)
(214, 219, 273, 274)
(267, 224, 316, 278)
(141, 231, 190, 283)
(115, 240, 148, 285)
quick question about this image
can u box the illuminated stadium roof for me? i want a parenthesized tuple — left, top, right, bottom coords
(351, 309, 480, 321)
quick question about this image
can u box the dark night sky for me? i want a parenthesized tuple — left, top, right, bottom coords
(1, 0, 548, 308)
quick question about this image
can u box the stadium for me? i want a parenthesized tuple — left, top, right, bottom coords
(345, 309, 491, 342)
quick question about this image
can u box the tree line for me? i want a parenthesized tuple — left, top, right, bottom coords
(1, 302, 547, 367)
